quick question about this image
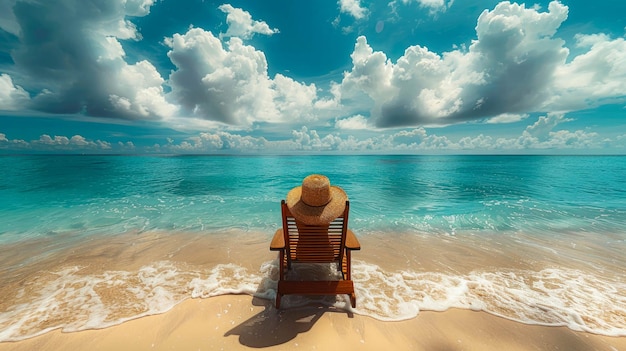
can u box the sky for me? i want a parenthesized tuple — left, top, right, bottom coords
(0, 0, 625, 154)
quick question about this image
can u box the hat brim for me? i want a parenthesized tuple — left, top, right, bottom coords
(286, 186, 347, 225)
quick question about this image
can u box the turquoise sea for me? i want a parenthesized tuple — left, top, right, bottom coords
(1, 155, 625, 340)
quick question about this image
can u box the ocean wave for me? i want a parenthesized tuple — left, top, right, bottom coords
(1, 259, 624, 342)
(350, 261, 626, 336)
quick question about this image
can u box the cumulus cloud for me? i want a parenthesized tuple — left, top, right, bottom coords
(338, 0, 368, 20)
(0, 73, 30, 110)
(3, 1, 328, 129)
(178, 130, 269, 152)
(147, 111, 608, 154)
(0, 132, 132, 152)
(31, 134, 113, 150)
(15, 131, 185, 153)
(152, 127, 342, 153)
(2, 0, 625, 154)
(3, 111, 611, 154)
(339, 1, 626, 128)
(523, 113, 570, 141)
(0, 132, 28, 149)
(5, 0, 175, 120)
(165, 28, 318, 126)
(513, 113, 598, 149)
(551, 33, 626, 110)
(218, 4, 279, 39)
(335, 114, 369, 129)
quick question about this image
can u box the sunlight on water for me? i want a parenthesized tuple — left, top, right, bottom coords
(2, 155, 625, 241)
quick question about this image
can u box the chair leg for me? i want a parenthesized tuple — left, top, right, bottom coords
(276, 249, 284, 309)
(276, 293, 282, 309)
(350, 293, 356, 308)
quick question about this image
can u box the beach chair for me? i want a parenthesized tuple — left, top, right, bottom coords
(270, 199, 361, 308)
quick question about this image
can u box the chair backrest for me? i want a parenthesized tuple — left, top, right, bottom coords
(281, 200, 349, 268)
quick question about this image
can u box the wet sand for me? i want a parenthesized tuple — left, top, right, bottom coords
(1, 294, 625, 351)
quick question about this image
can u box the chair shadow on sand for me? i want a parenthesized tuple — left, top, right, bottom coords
(223, 276, 355, 348)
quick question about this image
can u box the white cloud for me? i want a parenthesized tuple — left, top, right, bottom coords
(547, 129, 598, 148)
(273, 74, 319, 122)
(31, 134, 112, 151)
(0, 132, 28, 149)
(390, 128, 455, 149)
(218, 4, 279, 39)
(118, 141, 136, 150)
(5, 109, 613, 154)
(5, 1, 320, 130)
(512, 113, 600, 149)
(338, 0, 368, 20)
(0, 74, 30, 110)
(340, 1, 579, 128)
(0, 132, 133, 152)
(125, 0, 156, 16)
(551, 34, 626, 110)
(109, 60, 178, 119)
(2, 0, 625, 153)
(341, 36, 394, 103)
(523, 113, 571, 141)
(391, 128, 427, 145)
(487, 113, 529, 124)
(335, 114, 369, 130)
(159, 130, 269, 153)
(5, 0, 174, 120)
(166, 28, 319, 126)
(35, 134, 70, 146)
(314, 82, 342, 110)
(458, 134, 495, 150)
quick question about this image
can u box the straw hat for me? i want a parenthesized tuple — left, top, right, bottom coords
(286, 174, 347, 225)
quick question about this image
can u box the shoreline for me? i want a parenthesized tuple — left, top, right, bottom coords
(2, 229, 626, 342)
(1, 295, 625, 351)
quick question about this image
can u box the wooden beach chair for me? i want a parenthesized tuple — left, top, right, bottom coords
(270, 200, 361, 308)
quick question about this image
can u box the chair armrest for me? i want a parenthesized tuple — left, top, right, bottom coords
(345, 229, 361, 250)
(270, 229, 285, 250)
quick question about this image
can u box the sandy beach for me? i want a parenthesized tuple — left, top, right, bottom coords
(0, 294, 624, 351)
(0, 233, 626, 351)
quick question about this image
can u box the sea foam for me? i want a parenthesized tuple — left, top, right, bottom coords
(1, 259, 625, 342)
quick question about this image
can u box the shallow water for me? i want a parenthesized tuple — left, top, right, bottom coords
(1, 155, 625, 341)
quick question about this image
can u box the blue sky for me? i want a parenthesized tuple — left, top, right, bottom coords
(0, 0, 625, 154)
